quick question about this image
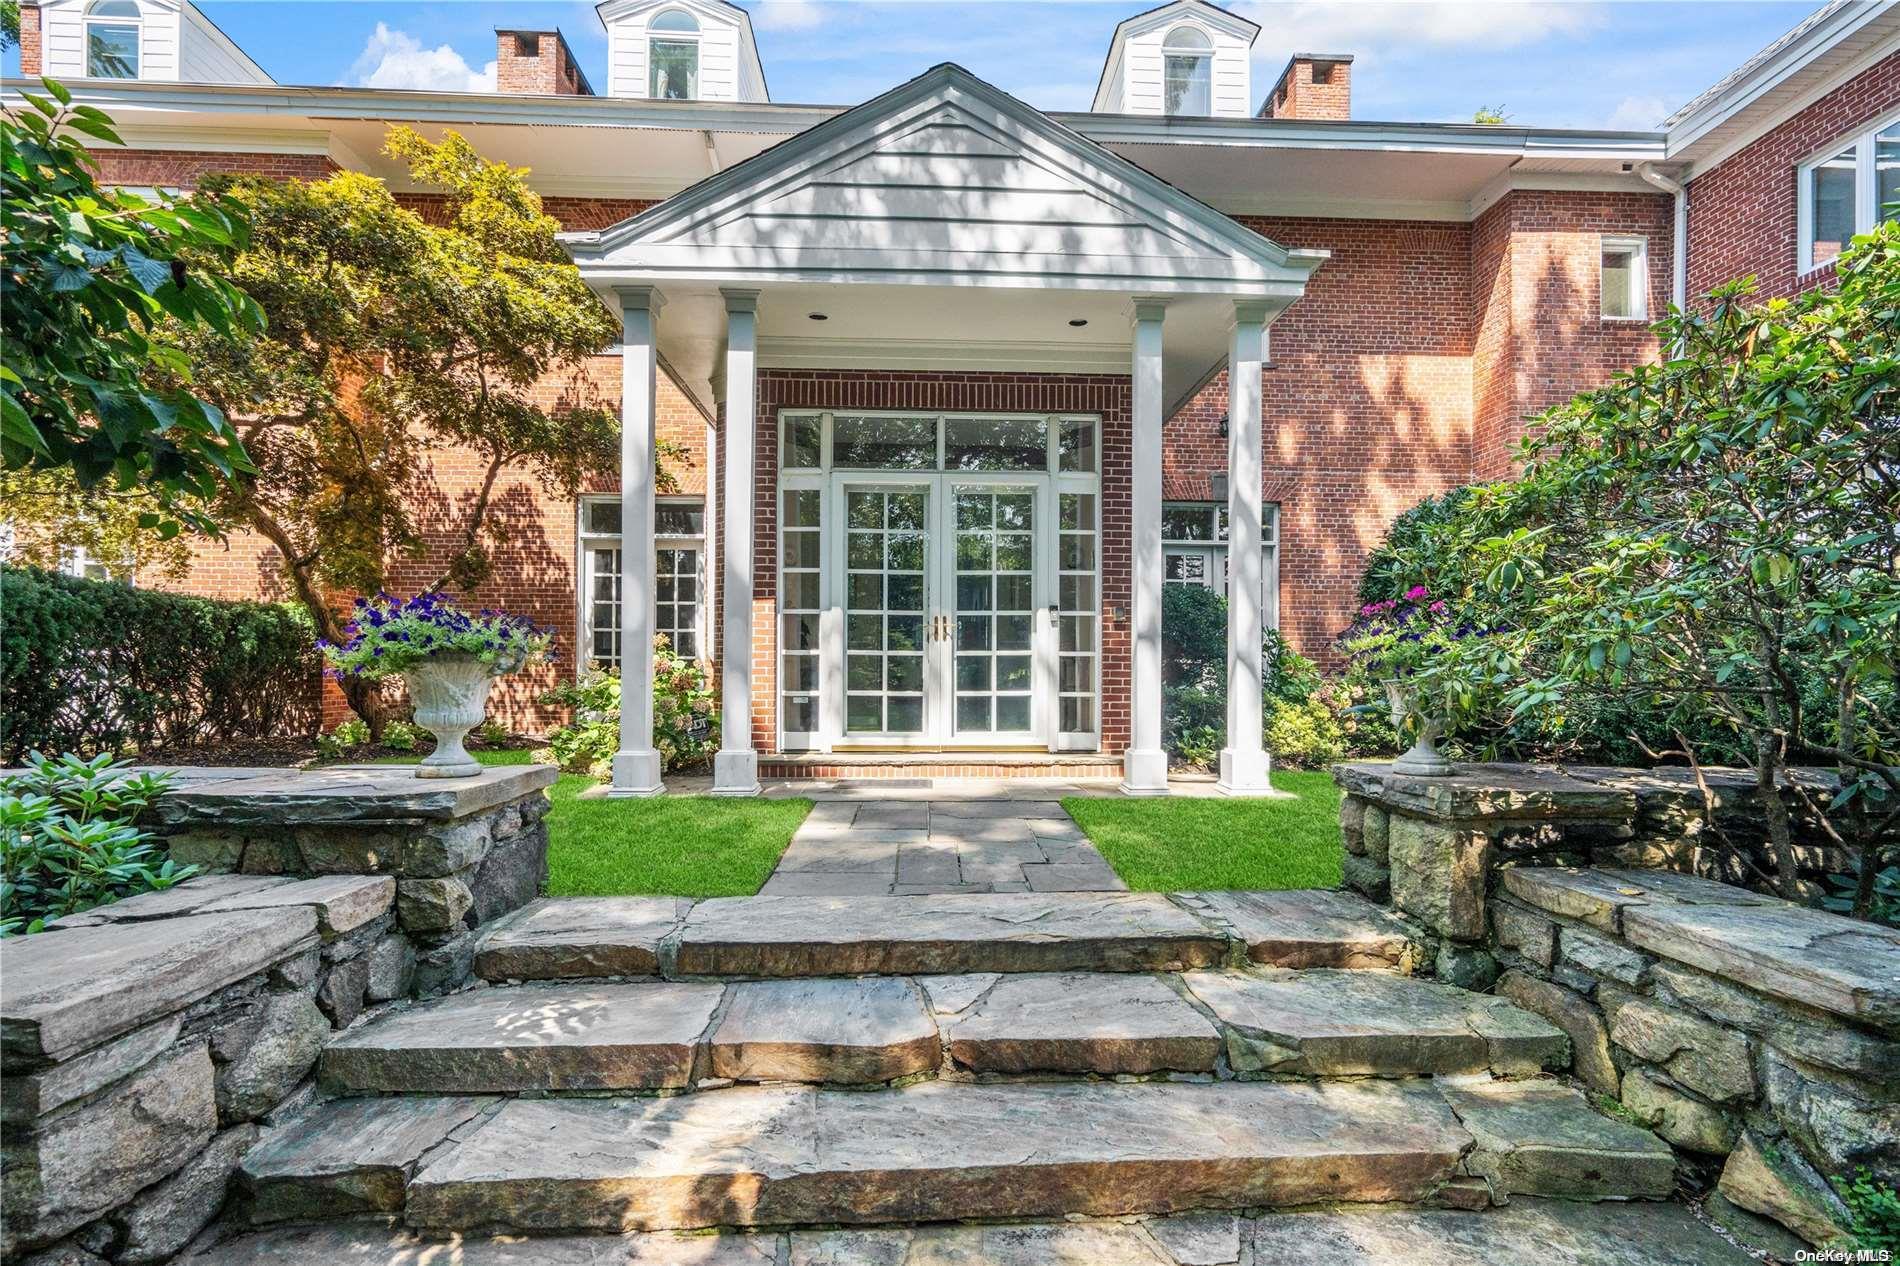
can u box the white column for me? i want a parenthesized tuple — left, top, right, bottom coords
(712, 288, 761, 795)
(1219, 301, 1275, 796)
(610, 285, 665, 797)
(1122, 299, 1170, 795)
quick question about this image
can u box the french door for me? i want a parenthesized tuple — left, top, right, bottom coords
(832, 474, 1046, 748)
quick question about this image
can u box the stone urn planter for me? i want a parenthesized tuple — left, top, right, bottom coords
(405, 653, 496, 779)
(1384, 678, 1452, 777)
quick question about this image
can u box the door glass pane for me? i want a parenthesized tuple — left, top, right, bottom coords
(589, 547, 622, 669)
(779, 489, 822, 736)
(1058, 492, 1098, 736)
(954, 488, 1035, 736)
(832, 416, 936, 469)
(1810, 145, 1858, 268)
(843, 488, 927, 733)
(945, 417, 1048, 471)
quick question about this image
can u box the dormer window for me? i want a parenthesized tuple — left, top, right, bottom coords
(1162, 25, 1211, 116)
(85, 0, 141, 79)
(649, 8, 699, 100)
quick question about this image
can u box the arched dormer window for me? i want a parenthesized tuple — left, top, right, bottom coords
(649, 8, 700, 100)
(85, 0, 142, 79)
(1162, 25, 1212, 116)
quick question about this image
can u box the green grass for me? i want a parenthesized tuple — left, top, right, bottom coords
(1062, 770, 1343, 891)
(373, 750, 810, 897)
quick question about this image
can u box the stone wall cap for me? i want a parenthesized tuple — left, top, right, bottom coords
(51, 874, 395, 939)
(1332, 762, 1636, 823)
(1500, 866, 1781, 933)
(1, 908, 319, 1062)
(150, 763, 558, 828)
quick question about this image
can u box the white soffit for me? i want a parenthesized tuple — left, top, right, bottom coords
(561, 63, 1324, 296)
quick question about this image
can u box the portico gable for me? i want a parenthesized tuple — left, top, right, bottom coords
(562, 63, 1325, 798)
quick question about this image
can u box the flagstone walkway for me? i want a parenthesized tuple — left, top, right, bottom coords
(760, 793, 1126, 896)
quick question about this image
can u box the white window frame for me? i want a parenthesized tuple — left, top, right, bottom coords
(575, 494, 707, 673)
(1161, 24, 1213, 118)
(1161, 500, 1281, 632)
(1796, 108, 1900, 276)
(84, 0, 142, 80)
(647, 8, 701, 101)
(1599, 235, 1649, 322)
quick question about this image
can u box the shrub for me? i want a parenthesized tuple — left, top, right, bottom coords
(1265, 696, 1348, 769)
(1, 566, 320, 762)
(1356, 488, 1477, 604)
(542, 638, 719, 776)
(1162, 584, 1227, 687)
(1, 752, 195, 935)
(315, 716, 371, 761)
(380, 719, 421, 752)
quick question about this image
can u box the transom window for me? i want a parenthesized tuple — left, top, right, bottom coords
(1162, 25, 1212, 117)
(1600, 236, 1648, 321)
(648, 8, 699, 100)
(781, 411, 1099, 476)
(85, 0, 141, 79)
(1798, 113, 1900, 274)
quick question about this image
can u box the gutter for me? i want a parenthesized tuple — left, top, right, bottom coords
(1636, 162, 1689, 316)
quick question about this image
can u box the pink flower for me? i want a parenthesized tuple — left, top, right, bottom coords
(1405, 585, 1429, 601)
(1429, 600, 1447, 613)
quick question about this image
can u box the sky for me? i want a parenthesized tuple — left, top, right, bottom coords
(6, 0, 1826, 130)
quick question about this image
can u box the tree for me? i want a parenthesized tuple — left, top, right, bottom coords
(0, 468, 194, 578)
(174, 128, 667, 731)
(1412, 222, 1900, 910)
(1472, 106, 1510, 125)
(2, 84, 261, 537)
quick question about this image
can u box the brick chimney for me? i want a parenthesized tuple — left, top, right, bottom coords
(19, 4, 42, 77)
(1258, 53, 1353, 120)
(494, 29, 594, 96)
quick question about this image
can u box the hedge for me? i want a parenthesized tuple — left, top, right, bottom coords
(1, 566, 321, 760)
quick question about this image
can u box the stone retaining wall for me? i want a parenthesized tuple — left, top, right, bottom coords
(0, 764, 555, 1263)
(1334, 760, 1900, 1254)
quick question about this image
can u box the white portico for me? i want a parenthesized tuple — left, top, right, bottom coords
(562, 63, 1324, 797)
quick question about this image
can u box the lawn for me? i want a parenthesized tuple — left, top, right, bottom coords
(1062, 770, 1343, 891)
(374, 750, 810, 897)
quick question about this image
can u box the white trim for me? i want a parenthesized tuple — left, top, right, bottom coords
(1599, 234, 1650, 322)
(1794, 105, 1900, 275)
(1677, 31, 1900, 177)
(758, 336, 1130, 375)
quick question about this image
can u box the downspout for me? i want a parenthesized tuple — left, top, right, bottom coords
(1636, 162, 1688, 315)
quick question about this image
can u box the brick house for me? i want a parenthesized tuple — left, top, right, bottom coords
(9, 0, 1898, 793)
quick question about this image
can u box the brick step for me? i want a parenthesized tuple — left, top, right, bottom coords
(190, 1197, 1755, 1266)
(320, 969, 1569, 1094)
(472, 889, 1419, 981)
(238, 1079, 1674, 1233)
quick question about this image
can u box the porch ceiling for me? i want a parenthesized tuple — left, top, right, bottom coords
(653, 281, 1238, 420)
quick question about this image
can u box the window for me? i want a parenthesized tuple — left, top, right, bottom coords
(1799, 114, 1900, 273)
(648, 8, 699, 100)
(1162, 26, 1212, 117)
(1162, 501, 1281, 631)
(579, 495, 705, 668)
(785, 411, 1100, 476)
(779, 489, 823, 741)
(85, 0, 141, 79)
(1600, 236, 1648, 321)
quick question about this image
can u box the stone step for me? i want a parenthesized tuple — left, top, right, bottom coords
(238, 1079, 1672, 1233)
(320, 965, 1567, 1094)
(188, 1197, 1757, 1266)
(473, 890, 1418, 982)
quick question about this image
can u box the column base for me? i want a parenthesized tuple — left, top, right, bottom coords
(608, 749, 665, 797)
(1217, 747, 1276, 796)
(711, 750, 762, 797)
(1120, 748, 1170, 796)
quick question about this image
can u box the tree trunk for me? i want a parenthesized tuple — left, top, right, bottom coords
(237, 497, 389, 740)
(1753, 731, 1801, 901)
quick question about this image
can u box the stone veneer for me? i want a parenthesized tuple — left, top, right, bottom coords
(0, 764, 554, 1263)
(1334, 760, 1900, 1254)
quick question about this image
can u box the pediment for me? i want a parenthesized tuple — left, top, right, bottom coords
(564, 64, 1323, 297)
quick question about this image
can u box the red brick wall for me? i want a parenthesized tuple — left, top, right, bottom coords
(1468, 189, 1673, 478)
(1685, 52, 1900, 303)
(88, 150, 339, 187)
(747, 371, 1133, 755)
(19, 4, 41, 76)
(396, 191, 656, 232)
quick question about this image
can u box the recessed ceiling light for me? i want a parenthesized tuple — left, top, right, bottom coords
(808, 312, 829, 321)
(1068, 318, 1089, 327)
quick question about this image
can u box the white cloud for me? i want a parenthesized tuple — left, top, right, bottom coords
(346, 23, 497, 93)
(751, 0, 827, 32)
(1603, 92, 1669, 131)
(1236, 0, 1604, 53)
